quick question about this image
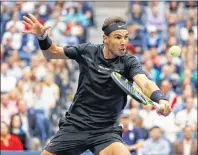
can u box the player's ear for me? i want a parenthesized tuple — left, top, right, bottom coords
(103, 34, 108, 44)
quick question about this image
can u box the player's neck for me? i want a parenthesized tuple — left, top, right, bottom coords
(103, 46, 116, 59)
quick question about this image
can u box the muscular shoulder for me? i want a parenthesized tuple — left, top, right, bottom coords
(82, 43, 102, 55)
(122, 53, 140, 64)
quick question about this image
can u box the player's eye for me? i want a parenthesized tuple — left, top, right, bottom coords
(115, 36, 121, 39)
(125, 36, 129, 40)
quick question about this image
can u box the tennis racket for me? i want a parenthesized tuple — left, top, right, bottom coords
(111, 72, 162, 111)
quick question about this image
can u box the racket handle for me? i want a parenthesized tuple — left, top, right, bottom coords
(153, 102, 164, 111)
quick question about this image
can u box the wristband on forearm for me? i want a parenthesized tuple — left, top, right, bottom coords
(37, 31, 52, 50)
(150, 90, 168, 103)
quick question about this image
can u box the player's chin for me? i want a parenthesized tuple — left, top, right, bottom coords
(118, 50, 126, 56)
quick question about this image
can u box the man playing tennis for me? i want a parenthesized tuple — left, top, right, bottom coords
(22, 14, 171, 155)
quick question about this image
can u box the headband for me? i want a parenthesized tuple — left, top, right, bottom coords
(103, 23, 127, 36)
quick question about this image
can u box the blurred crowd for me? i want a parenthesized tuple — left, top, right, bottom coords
(0, 1, 197, 155)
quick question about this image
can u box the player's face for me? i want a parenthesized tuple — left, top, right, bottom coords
(107, 30, 129, 57)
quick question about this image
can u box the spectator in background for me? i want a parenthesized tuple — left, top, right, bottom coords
(127, 22, 143, 54)
(53, 60, 70, 110)
(175, 96, 197, 132)
(78, 1, 95, 26)
(133, 115, 148, 140)
(1, 63, 17, 94)
(25, 83, 51, 146)
(172, 126, 197, 155)
(42, 74, 59, 111)
(187, 7, 197, 26)
(31, 137, 42, 151)
(10, 114, 29, 150)
(143, 105, 178, 143)
(5, 10, 24, 32)
(21, 2, 37, 15)
(1, 121, 23, 151)
(143, 25, 163, 54)
(1, 94, 18, 125)
(17, 100, 37, 138)
(1, 3, 10, 38)
(162, 24, 180, 46)
(20, 33, 39, 65)
(165, 1, 184, 24)
(142, 56, 160, 84)
(120, 109, 143, 155)
(64, 4, 89, 27)
(8, 89, 20, 111)
(145, 2, 166, 32)
(184, 0, 197, 9)
(125, 97, 140, 110)
(22, 69, 34, 92)
(143, 126, 171, 155)
(173, 84, 197, 115)
(139, 104, 153, 130)
(58, 20, 79, 46)
(6, 51, 23, 80)
(2, 24, 23, 51)
(126, 43, 136, 56)
(128, 3, 144, 28)
(45, 11, 66, 45)
(37, 2, 51, 22)
(180, 19, 196, 45)
(159, 64, 174, 82)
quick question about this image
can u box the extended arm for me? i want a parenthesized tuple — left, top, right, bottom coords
(133, 74, 171, 116)
(133, 74, 159, 98)
(22, 13, 67, 59)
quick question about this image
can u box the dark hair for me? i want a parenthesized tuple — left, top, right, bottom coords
(102, 17, 126, 32)
(150, 126, 161, 131)
(10, 114, 22, 132)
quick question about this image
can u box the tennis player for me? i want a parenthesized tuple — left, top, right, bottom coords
(22, 14, 171, 155)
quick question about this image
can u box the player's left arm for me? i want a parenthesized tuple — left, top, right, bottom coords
(133, 74, 172, 116)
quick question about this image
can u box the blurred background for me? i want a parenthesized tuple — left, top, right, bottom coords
(1, 1, 197, 155)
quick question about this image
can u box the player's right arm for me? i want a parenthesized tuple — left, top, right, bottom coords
(22, 13, 67, 59)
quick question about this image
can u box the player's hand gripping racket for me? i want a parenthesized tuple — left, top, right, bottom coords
(111, 72, 162, 111)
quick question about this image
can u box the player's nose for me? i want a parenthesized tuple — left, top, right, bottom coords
(120, 38, 127, 45)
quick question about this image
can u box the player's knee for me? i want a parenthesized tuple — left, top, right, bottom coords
(112, 147, 131, 155)
(40, 150, 55, 155)
(99, 142, 130, 155)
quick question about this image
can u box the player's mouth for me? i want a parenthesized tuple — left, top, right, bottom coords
(119, 48, 126, 55)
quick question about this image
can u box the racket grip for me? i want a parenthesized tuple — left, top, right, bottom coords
(153, 102, 164, 111)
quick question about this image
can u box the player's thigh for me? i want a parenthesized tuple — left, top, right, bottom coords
(44, 125, 88, 155)
(41, 150, 54, 155)
(99, 142, 130, 155)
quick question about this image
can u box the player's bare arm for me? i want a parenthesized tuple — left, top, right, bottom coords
(22, 13, 67, 59)
(133, 74, 172, 116)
